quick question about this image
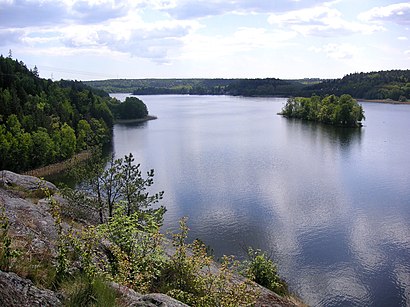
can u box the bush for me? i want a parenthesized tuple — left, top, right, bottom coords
(156, 218, 260, 306)
(242, 247, 288, 296)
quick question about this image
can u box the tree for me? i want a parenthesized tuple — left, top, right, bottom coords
(76, 119, 92, 151)
(66, 152, 165, 224)
(60, 123, 76, 159)
(31, 128, 55, 167)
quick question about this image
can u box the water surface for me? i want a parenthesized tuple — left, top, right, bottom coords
(111, 94, 410, 306)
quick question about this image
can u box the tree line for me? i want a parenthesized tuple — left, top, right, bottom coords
(85, 70, 410, 101)
(0, 56, 149, 172)
(304, 70, 410, 101)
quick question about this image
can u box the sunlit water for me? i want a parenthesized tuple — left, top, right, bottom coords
(110, 94, 410, 306)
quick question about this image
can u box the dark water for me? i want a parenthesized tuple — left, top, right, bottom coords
(111, 94, 410, 306)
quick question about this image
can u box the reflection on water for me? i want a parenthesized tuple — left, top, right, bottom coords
(109, 95, 410, 306)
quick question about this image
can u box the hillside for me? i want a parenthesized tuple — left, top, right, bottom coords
(0, 56, 154, 173)
(85, 70, 410, 101)
(304, 70, 410, 101)
(0, 56, 114, 172)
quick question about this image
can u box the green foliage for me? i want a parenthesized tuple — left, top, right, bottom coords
(280, 94, 364, 127)
(306, 69, 410, 100)
(0, 56, 114, 172)
(85, 78, 236, 95)
(157, 218, 260, 306)
(98, 203, 165, 292)
(61, 155, 166, 292)
(110, 97, 148, 120)
(242, 247, 288, 296)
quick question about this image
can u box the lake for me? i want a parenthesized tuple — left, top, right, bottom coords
(111, 94, 410, 306)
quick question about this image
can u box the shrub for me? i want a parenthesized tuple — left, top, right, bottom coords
(157, 218, 260, 306)
(242, 247, 288, 296)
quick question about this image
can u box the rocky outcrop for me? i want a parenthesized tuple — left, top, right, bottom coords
(0, 183, 58, 256)
(0, 170, 56, 192)
(0, 171, 301, 307)
(0, 270, 62, 306)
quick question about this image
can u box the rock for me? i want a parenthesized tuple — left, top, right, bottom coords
(110, 282, 188, 307)
(133, 293, 189, 307)
(0, 270, 62, 306)
(0, 184, 58, 255)
(0, 170, 56, 192)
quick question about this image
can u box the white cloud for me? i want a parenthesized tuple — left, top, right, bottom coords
(268, 5, 384, 37)
(179, 27, 297, 60)
(398, 36, 408, 40)
(0, 1, 199, 63)
(359, 3, 410, 25)
(0, 0, 147, 28)
(310, 43, 359, 60)
(161, 0, 329, 19)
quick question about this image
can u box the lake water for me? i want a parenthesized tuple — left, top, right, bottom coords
(111, 94, 410, 306)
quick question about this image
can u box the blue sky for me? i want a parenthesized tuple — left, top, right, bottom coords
(1, 0, 409, 80)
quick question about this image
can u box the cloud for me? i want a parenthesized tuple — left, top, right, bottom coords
(162, 0, 329, 19)
(179, 27, 297, 60)
(310, 43, 358, 60)
(0, 0, 198, 63)
(0, 0, 134, 28)
(359, 3, 410, 25)
(0, 29, 25, 46)
(95, 20, 194, 63)
(268, 5, 383, 37)
(42, 16, 198, 63)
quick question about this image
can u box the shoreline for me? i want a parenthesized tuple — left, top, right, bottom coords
(356, 98, 410, 105)
(114, 115, 158, 124)
(22, 150, 92, 178)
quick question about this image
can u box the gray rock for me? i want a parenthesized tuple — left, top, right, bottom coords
(133, 293, 190, 307)
(0, 186, 58, 255)
(0, 170, 56, 192)
(0, 270, 61, 306)
(110, 282, 189, 307)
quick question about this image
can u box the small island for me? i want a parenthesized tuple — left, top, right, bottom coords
(109, 96, 157, 124)
(279, 94, 365, 127)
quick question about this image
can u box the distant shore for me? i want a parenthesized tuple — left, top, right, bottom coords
(114, 115, 158, 124)
(357, 98, 410, 105)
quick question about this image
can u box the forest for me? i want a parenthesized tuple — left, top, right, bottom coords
(304, 70, 410, 101)
(0, 56, 147, 172)
(85, 70, 410, 101)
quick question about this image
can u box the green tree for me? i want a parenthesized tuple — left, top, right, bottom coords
(60, 123, 77, 159)
(76, 119, 93, 151)
(31, 128, 55, 167)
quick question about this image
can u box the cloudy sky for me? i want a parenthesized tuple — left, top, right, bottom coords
(1, 0, 409, 80)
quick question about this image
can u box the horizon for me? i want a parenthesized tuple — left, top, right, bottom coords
(1, 1, 409, 81)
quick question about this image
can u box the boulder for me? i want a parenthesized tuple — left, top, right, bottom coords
(110, 282, 189, 307)
(0, 270, 61, 306)
(0, 170, 56, 192)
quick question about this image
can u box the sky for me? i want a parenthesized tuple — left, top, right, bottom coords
(0, 0, 409, 80)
